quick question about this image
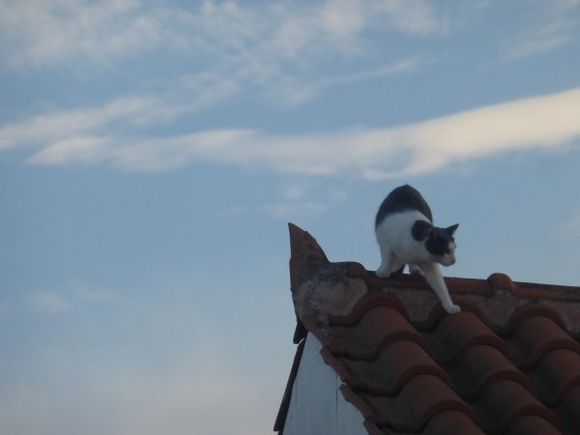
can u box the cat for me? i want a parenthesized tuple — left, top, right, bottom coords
(375, 184, 461, 314)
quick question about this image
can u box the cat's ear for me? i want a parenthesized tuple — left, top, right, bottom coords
(446, 223, 459, 235)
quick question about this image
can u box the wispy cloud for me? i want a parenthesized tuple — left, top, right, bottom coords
(0, 1, 434, 110)
(2, 3, 579, 179)
(29, 291, 71, 314)
(0, 0, 167, 69)
(215, 185, 348, 220)
(501, 0, 580, 61)
(0, 96, 174, 151)
(0, 1, 445, 68)
(503, 21, 574, 61)
(10, 88, 579, 178)
(272, 58, 420, 105)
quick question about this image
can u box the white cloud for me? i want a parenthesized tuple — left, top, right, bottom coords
(0, 1, 443, 69)
(13, 87, 580, 179)
(0, 1, 434, 109)
(374, 0, 448, 35)
(0, 96, 175, 151)
(215, 185, 347, 220)
(0, 0, 167, 69)
(29, 291, 71, 314)
(283, 186, 307, 201)
(268, 186, 326, 219)
(501, 0, 580, 61)
(271, 58, 419, 106)
(503, 21, 573, 61)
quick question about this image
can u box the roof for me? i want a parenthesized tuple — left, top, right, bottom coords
(275, 223, 580, 435)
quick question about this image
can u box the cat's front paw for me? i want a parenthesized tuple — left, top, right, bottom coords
(444, 304, 461, 314)
(408, 264, 423, 276)
(375, 267, 391, 279)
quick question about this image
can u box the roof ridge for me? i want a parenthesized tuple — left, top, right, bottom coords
(327, 292, 409, 326)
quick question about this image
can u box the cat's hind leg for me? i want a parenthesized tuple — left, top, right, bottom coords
(418, 263, 461, 314)
(376, 246, 393, 278)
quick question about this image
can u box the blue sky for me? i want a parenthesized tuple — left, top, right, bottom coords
(1, 1, 580, 434)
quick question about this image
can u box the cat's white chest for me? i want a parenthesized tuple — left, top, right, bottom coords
(375, 210, 430, 263)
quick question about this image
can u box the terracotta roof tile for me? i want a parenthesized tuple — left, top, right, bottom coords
(471, 379, 557, 432)
(504, 415, 561, 435)
(321, 341, 450, 396)
(506, 314, 580, 368)
(530, 349, 580, 405)
(448, 344, 532, 401)
(557, 386, 580, 431)
(275, 224, 580, 434)
(342, 374, 477, 431)
(421, 311, 512, 365)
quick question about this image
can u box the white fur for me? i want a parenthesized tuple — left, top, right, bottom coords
(375, 210, 461, 314)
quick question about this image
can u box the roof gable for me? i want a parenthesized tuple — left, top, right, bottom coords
(276, 223, 580, 434)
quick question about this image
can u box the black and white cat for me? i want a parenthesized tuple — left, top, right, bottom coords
(375, 185, 461, 314)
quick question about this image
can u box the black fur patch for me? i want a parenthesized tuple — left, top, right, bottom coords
(411, 220, 432, 241)
(425, 229, 454, 256)
(375, 185, 433, 228)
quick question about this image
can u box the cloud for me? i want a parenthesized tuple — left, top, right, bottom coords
(501, 0, 580, 61)
(0, 1, 435, 111)
(503, 21, 574, 61)
(283, 186, 307, 201)
(29, 291, 71, 314)
(0, 1, 445, 69)
(271, 58, 420, 105)
(215, 185, 348, 220)
(267, 185, 326, 219)
(0, 0, 167, 69)
(11, 87, 580, 179)
(0, 96, 176, 151)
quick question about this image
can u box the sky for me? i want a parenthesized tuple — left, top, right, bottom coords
(1, 1, 580, 434)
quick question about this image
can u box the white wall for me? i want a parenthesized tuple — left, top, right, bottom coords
(282, 334, 367, 435)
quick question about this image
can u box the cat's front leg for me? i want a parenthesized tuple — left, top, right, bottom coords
(418, 263, 461, 314)
(376, 245, 393, 278)
(390, 256, 404, 274)
(408, 264, 423, 275)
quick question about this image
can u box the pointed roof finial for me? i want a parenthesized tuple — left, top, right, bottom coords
(288, 223, 329, 344)
(288, 223, 329, 291)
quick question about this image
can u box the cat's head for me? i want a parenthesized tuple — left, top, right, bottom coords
(426, 224, 459, 266)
